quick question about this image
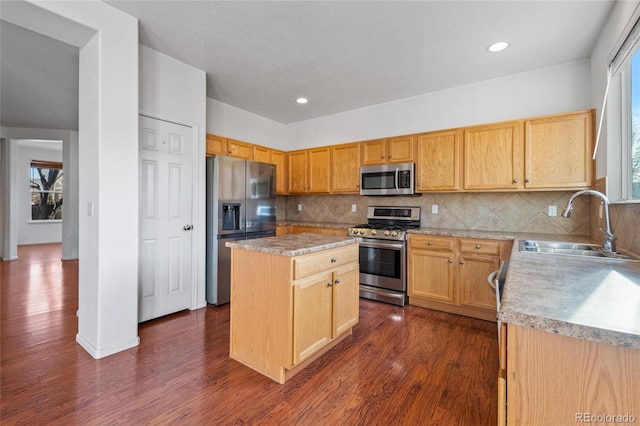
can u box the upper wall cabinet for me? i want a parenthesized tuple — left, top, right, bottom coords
(361, 135, 415, 165)
(331, 142, 361, 194)
(271, 150, 288, 195)
(206, 134, 253, 159)
(206, 134, 228, 156)
(463, 120, 523, 191)
(253, 145, 272, 163)
(288, 147, 331, 194)
(416, 129, 462, 192)
(524, 109, 594, 190)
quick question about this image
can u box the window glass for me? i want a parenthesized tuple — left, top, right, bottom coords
(30, 162, 63, 220)
(631, 51, 640, 199)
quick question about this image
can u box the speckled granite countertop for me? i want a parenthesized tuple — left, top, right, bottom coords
(226, 233, 360, 257)
(407, 227, 593, 243)
(499, 239, 640, 350)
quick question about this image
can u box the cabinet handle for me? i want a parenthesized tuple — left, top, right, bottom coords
(475, 244, 481, 249)
(335, 279, 341, 284)
(448, 259, 453, 263)
(427, 241, 433, 245)
(327, 281, 333, 287)
(513, 179, 519, 184)
(525, 178, 531, 183)
(331, 257, 337, 263)
(459, 260, 465, 265)
(380, 156, 384, 160)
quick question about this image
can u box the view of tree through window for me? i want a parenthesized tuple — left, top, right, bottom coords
(30, 161, 63, 220)
(631, 50, 640, 199)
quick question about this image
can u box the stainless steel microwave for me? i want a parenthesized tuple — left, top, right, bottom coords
(360, 163, 415, 196)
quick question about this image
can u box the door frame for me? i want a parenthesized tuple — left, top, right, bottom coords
(139, 110, 204, 311)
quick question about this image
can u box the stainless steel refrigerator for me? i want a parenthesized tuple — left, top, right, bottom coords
(206, 155, 276, 305)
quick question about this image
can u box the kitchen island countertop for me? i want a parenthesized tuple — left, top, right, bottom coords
(226, 233, 360, 257)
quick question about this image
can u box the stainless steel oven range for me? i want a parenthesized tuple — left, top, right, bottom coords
(348, 206, 421, 306)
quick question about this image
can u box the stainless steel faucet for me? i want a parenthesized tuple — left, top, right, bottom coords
(561, 189, 617, 253)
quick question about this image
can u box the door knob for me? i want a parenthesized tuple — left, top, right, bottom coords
(183, 224, 193, 231)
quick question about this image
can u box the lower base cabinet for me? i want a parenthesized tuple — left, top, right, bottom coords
(230, 244, 359, 384)
(502, 324, 640, 425)
(408, 234, 510, 321)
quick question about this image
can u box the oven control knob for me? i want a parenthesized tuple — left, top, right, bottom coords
(391, 231, 398, 237)
(384, 230, 391, 236)
(371, 230, 377, 235)
(359, 229, 365, 235)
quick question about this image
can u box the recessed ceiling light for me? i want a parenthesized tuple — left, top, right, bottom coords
(487, 41, 510, 53)
(296, 97, 308, 104)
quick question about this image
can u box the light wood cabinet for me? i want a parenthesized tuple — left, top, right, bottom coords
(288, 148, 330, 194)
(415, 129, 462, 191)
(331, 142, 361, 193)
(524, 109, 594, 190)
(227, 138, 253, 159)
(463, 120, 523, 191)
(361, 135, 415, 165)
(206, 134, 227, 156)
(230, 243, 359, 384)
(271, 150, 288, 195)
(408, 234, 510, 321)
(503, 324, 640, 425)
(252, 145, 272, 163)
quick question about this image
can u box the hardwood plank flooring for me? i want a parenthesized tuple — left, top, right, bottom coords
(1, 244, 498, 425)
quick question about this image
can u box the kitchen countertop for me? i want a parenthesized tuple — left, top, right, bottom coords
(226, 233, 360, 257)
(499, 239, 640, 350)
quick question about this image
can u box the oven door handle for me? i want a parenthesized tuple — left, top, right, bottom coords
(358, 240, 405, 250)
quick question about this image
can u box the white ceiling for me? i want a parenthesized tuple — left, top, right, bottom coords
(1, 1, 616, 130)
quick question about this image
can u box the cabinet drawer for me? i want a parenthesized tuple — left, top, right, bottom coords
(293, 245, 358, 280)
(409, 235, 454, 252)
(459, 238, 501, 256)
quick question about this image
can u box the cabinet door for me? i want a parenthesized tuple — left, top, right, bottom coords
(206, 134, 227, 156)
(227, 139, 253, 159)
(388, 135, 415, 163)
(293, 272, 333, 365)
(463, 121, 523, 190)
(416, 130, 461, 191)
(253, 145, 272, 163)
(525, 110, 593, 189)
(288, 150, 308, 193)
(361, 139, 388, 165)
(457, 254, 499, 311)
(331, 142, 361, 193)
(271, 150, 288, 195)
(408, 249, 455, 303)
(308, 147, 330, 193)
(332, 263, 359, 338)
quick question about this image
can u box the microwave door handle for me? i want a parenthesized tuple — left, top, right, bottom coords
(395, 167, 399, 193)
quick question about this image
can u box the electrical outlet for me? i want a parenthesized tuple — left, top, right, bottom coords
(297, 203, 302, 212)
(432, 204, 438, 214)
(351, 204, 357, 212)
(548, 205, 557, 217)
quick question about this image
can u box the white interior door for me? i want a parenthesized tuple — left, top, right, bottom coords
(139, 116, 193, 322)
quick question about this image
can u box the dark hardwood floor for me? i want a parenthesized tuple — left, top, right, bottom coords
(1, 244, 498, 425)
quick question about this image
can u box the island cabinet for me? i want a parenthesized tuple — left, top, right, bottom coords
(361, 135, 415, 165)
(408, 234, 510, 321)
(415, 129, 462, 192)
(501, 324, 640, 425)
(229, 241, 359, 384)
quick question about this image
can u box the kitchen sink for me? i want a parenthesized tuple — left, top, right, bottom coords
(519, 240, 640, 261)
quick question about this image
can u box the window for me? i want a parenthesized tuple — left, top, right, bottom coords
(30, 160, 63, 221)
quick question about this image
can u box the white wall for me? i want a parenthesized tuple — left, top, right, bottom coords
(207, 98, 287, 150)
(3, 0, 141, 359)
(139, 45, 208, 310)
(17, 140, 63, 245)
(285, 60, 591, 149)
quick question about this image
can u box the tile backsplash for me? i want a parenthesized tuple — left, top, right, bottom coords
(280, 191, 591, 236)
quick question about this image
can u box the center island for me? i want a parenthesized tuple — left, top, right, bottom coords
(226, 234, 361, 384)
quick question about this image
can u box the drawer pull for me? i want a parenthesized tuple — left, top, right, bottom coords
(476, 244, 481, 249)
(460, 260, 465, 265)
(449, 259, 453, 263)
(331, 257, 337, 263)
(428, 241, 433, 245)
